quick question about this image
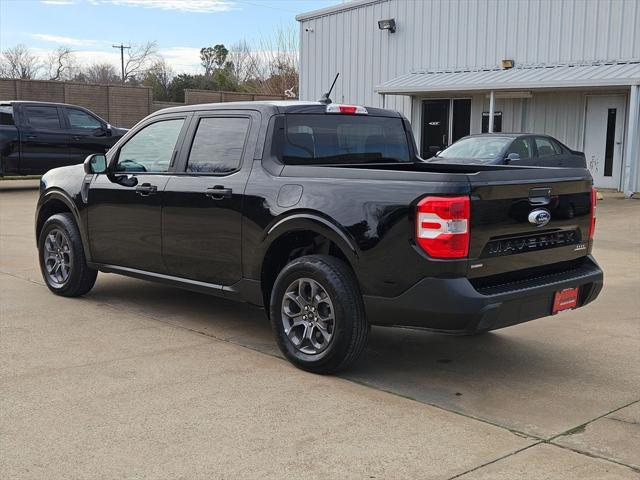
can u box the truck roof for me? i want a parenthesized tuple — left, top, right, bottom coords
(0, 100, 87, 108)
(150, 100, 403, 118)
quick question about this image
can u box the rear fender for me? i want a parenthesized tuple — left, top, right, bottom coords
(253, 212, 359, 279)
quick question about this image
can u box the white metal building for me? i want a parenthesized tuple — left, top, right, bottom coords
(297, 0, 640, 194)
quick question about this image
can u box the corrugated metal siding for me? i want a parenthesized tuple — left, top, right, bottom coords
(525, 92, 586, 149)
(409, 91, 595, 154)
(477, 92, 587, 149)
(299, 0, 640, 115)
(376, 61, 640, 93)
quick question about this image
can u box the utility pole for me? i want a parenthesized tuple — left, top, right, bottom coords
(112, 43, 131, 83)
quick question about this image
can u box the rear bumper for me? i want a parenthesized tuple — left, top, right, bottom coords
(363, 256, 603, 333)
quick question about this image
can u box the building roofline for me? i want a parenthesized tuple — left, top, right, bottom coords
(375, 61, 640, 94)
(296, 0, 382, 22)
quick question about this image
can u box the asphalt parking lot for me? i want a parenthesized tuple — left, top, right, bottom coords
(1, 180, 639, 479)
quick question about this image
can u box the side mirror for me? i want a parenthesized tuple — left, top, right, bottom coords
(84, 153, 107, 174)
(505, 152, 521, 164)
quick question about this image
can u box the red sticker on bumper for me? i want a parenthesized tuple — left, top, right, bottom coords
(552, 287, 579, 314)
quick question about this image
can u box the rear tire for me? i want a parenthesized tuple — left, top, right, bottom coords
(270, 255, 369, 374)
(38, 213, 97, 297)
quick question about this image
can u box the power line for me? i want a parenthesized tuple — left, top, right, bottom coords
(112, 43, 131, 83)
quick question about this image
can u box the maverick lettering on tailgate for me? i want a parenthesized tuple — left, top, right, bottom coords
(483, 230, 580, 257)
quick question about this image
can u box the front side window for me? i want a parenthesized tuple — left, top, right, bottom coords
(24, 105, 62, 130)
(115, 118, 184, 173)
(186, 117, 250, 173)
(535, 137, 560, 157)
(66, 108, 102, 129)
(279, 114, 411, 165)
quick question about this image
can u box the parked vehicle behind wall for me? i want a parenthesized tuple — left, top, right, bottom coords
(0, 101, 127, 176)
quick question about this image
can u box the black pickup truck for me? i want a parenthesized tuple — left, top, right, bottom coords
(0, 101, 127, 176)
(35, 101, 603, 373)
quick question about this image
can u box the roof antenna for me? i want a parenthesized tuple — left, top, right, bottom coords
(318, 73, 339, 104)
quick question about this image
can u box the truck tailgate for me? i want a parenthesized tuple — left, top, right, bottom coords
(467, 167, 593, 278)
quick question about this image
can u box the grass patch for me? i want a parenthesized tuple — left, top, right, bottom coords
(0, 175, 41, 180)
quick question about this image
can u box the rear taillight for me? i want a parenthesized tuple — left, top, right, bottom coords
(589, 187, 597, 240)
(416, 196, 470, 258)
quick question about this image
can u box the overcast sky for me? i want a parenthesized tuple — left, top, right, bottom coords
(0, 0, 338, 74)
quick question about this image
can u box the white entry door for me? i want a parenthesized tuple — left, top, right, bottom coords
(584, 95, 626, 189)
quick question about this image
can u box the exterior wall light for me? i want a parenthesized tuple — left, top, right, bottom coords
(378, 18, 396, 33)
(501, 59, 515, 69)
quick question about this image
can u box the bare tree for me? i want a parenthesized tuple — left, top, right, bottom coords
(123, 41, 159, 82)
(143, 59, 174, 100)
(0, 44, 41, 79)
(46, 46, 77, 81)
(244, 27, 299, 97)
(76, 63, 121, 84)
(227, 40, 260, 86)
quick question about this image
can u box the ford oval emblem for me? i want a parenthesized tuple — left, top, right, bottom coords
(528, 208, 551, 227)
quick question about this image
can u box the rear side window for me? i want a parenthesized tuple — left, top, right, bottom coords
(66, 108, 102, 129)
(279, 114, 411, 165)
(0, 105, 14, 126)
(535, 137, 561, 157)
(186, 117, 249, 174)
(23, 105, 62, 130)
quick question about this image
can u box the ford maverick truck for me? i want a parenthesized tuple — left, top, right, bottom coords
(35, 101, 603, 373)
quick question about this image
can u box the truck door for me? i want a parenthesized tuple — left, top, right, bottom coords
(19, 104, 69, 174)
(63, 106, 112, 164)
(87, 114, 189, 273)
(162, 111, 258, 286)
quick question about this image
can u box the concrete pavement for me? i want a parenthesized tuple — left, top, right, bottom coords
(1, 181, 638, 479)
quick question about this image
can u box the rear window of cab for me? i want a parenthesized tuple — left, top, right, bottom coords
(276, 114, 412, 165)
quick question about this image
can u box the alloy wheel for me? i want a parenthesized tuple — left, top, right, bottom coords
(43, 228, 72, 286)
(281, 277, 335, 355)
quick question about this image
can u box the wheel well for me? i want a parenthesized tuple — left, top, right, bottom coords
(261, 230, 351, 311)
(36, 199, 72, 241)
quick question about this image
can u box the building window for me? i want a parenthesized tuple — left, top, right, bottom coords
(481, 111, 502, 133)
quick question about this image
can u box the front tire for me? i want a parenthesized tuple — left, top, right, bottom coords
(270, 255, 369, 374)
(38, 213, 97, 297)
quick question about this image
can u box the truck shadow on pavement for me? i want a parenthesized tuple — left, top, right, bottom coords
(88, 273, 582, 436)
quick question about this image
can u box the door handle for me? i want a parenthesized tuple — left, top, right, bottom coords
(72, 136, 82, 141)
(205, 185, 233, 200)
(26, 135, 37, 139)
(528, 187, 551, 206)
(135, 183, 158, 196)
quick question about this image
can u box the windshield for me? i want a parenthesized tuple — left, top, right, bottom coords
(437, 136, 512, 161)
(279, 114, 412, 165)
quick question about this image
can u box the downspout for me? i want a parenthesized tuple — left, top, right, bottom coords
(624, 84, 639, 198)
(488, 90, 495, 133)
